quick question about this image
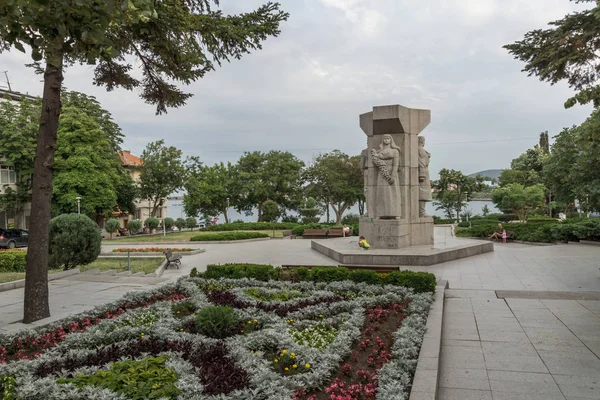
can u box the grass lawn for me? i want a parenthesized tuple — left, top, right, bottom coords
(0, 258, 163, 284)
(106, 230, 284, 243)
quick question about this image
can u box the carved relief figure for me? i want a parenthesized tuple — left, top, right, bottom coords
(371, 134, 401, 218)
(418, 136, 432, 217)
(360, 147, 369, 216)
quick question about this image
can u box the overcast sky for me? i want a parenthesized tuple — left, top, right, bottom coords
(0, 0, 594, 178)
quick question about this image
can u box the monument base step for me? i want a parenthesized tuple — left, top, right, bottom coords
(311, 235, 493, 266)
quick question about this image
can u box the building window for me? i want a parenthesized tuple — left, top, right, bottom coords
(156, 207, 162, 219)
(0, 166, 16, 184)
(135, 209, 141, 220)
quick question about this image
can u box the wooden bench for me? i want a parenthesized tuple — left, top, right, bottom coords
(282, 265, 399, 274)
(327, 228, 353, 238)
(164, 248, 182, 269)
(302, 229, 329, 239)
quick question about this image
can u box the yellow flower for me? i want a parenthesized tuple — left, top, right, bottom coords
(274, 359, 278, 363)
(290, 354, 295, 359)
(284, 367, 289, 371)
(180, 328, 184, 331)
(176, 311, 180, 314)
(305, 363, 311, 369)
(292, 364, 297, 369)
(240, 330, 244, 333)
(247, 321, 252, 324)
(253, 319, 258, 323)
(319, 314, 323, 318)
(152, 384, 160, 389)
(282, 349, 287, 354)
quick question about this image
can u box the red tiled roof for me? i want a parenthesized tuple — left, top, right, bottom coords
(119, 150, 142, 167)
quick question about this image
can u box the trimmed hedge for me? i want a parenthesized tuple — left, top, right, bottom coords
(199, 222, 300, 232)
(193, 264, 436, 293)
(190, 232, 269, 241)
(454, 219, 600, 243)
(292, 224, 359, 236)
(0, 251, 27, 273)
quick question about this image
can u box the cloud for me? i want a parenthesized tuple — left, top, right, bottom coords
(0, 0, 594, 177)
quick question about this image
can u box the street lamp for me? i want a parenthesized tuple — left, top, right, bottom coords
(76, 197, 81, 214)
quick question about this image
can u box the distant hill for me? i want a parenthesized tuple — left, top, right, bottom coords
(468, 169, 503, 180)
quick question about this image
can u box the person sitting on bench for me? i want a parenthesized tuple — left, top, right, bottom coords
(343, 224, 350, 237)
(359, 236, 370, 250)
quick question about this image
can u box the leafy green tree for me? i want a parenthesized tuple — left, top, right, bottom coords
(499, 169, 541, 188)
(492, 183, 546, 221)
(105, 218, 120, 239)
(128, 219, 142, 234)
(0, 0, 288, 323)
(52, 107, 122, 218)
(114, 169, 138, 217)
(303, 150, 363, 225)
(510, 145, 547, 178)
(544, 110, 600, 212)
(175, 218, 187, 231)
(49, 214, 101, 271)
(139, 140, 185, 218)
(237, 151, 304, 221)
(184, 160, 240, 223)
(261, 200, 280, 222)
(298, 197, 321, 224)
(186, 217, 198, 231)
(163, 217, 175, 231)
(504, 0, 600, 115)
(0, 97, 39, 227)
(144, 217, 160, 232)
(433, 169, 485, 221)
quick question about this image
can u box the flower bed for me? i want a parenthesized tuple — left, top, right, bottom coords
(0, 276, 433, 399)
(112, 247, 194, 253)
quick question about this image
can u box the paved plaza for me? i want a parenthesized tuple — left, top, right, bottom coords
(0, 229, 599, 398)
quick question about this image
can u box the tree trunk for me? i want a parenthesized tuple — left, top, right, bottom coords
(23, 57, 64, 324)
(358, 200, 365, 216)
(257, 205, 263, 222)
(223, 209, 229, 224)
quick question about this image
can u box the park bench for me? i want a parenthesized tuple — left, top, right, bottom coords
(302, 229, 329, 239)
(117, 227, 129, 236)
(328, 228, 353, 238)
(163, 248, 182, 269)
(282, 230, 296, 239)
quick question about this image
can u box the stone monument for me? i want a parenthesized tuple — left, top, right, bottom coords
(359, 104, 434, 249)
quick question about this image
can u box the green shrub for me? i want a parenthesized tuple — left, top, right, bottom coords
(57, 355, 180, 399)
(49, 214, 101, 271)
(104, 218, 120, 239)
(163, 217, 175, 231)
(0, 375, 16, 400)
(261, 199, 280, 223)
(311, 267, 351, 282)
(186, 217, 198, 231)
(203, 263, 280, 281)
(128, 219, 142, 234)
(175, 217, 187, 231)
(384, 270, 436, 293)
(342, 213, 360, 225)
(172, 300, 197, 317)
(189, 267, 203, 278)
(190, 231, 269, 241)
(498, 213, 519, 222)
(144, 217, 159, 231)
(200, 222, 300, 232)
(350, 269, 382, 285)
(244, 288, 304, 302)
(195, 305, 239, 339)
(0, 251, 27, 273)
(281, 215, 300, 223)
(433, 217, 455, 224)
(351, 224, 359, 236)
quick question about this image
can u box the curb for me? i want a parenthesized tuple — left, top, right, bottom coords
(100, 249, 205, 257)
(409, 279, 448, 400)
(152, 259, 169, 278)
(0, 268, 81, 293)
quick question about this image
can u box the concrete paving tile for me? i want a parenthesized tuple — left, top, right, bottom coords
(477, 330, 530, 343)
(554, 375, 600, 399)
(436, 388, 492, 400)
(440, 346, 486, 370)
(491, 392, 566, 400)
(411, 368, 438, 393)
(537, 349, 600, 377)
(483, 354, 548, 373)
(524, 327, 586, 349)
(408, 390, 436, 400)
(442, 339, 482, 348)
(438, 368, 490, 390)
(442, 327, 480, 341)
(488, 371, 563, 396)
(505, 298, 547, 310)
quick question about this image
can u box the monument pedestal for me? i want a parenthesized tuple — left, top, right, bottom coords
(359, 216, 434, 249)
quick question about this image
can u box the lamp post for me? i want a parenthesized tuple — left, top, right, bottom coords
(76, 197, 81, 214)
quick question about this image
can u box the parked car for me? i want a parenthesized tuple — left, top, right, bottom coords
(0, 229, 29, 249)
